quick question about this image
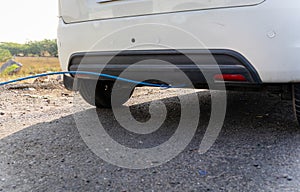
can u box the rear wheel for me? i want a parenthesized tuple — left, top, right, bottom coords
(293, 84, 300, 125)
(78, 79, 132, 108)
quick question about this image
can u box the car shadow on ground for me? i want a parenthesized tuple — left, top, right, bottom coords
(0, 91, 299, 191)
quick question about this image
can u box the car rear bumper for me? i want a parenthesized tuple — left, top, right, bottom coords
(65, 49, 261, 89)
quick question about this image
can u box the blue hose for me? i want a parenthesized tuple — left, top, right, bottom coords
(0, 71, 182, 88)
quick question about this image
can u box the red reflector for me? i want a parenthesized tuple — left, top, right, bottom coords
(214, 74, 247, 82)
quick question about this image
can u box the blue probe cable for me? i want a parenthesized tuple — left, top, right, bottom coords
(0, 71, 183, 88)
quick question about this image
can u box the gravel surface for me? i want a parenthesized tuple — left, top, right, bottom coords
(0, 85, 299, 191)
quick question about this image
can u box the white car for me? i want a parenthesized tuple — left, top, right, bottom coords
(57, 0, 300, 124)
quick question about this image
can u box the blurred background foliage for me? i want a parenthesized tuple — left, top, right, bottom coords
(0, 39, 58, 59)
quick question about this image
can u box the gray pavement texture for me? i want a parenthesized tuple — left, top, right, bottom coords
(0, 90, 299, 192)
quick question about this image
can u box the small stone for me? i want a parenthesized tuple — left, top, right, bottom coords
(61, 93, 70, 97)
(117, 168, 122, 172)
(198, 169, 208, 177)
(253, 164, 261, 169)
(28, 88, 36, 91)
(283, 174, 289, 178)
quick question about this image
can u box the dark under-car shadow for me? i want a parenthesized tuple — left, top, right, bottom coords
(0, 91, 299, 191)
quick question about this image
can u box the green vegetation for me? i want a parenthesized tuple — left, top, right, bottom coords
(0, 57, 61, 80)
(0, 39, 58, 57)
(0, 48, 12, 62)
(0, 40, 60, 80)
(2, 64, 20, 75)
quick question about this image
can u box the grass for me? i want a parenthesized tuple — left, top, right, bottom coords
(0, 57, 61, 81)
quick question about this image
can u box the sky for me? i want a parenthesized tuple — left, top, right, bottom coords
(0, 0, 58, 44)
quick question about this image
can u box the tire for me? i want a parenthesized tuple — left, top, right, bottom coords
(293, 84, 300, 125)
(78, 79, 133, 108)
(78, 79, 113, 108)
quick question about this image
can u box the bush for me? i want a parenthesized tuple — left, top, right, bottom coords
(0, 48, 12, 62)
(2, 64, 20, 75)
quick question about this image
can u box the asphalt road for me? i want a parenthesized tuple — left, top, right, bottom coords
(0, 89, 299, 192)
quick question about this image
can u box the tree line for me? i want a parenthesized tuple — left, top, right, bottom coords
(0, 39, 58, 58)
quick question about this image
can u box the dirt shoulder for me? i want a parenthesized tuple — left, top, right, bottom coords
(0, 83, 198, 139)
(0, 83, 74, 139)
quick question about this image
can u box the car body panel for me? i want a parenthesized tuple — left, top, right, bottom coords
(59, 0, 265, 23)
(57, 0, 300, 83)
